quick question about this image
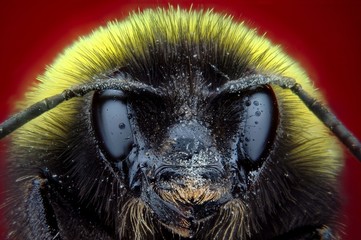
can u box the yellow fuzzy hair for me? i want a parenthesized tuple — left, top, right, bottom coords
(12, 6, 342, 178)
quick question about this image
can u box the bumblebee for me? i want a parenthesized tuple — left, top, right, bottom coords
(1, 7, 360, 240)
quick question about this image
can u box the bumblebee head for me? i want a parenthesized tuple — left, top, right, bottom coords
(107, 68, 280, 236)
(4, 7, 359, 239)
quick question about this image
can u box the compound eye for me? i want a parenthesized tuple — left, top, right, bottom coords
(239, 88, 277, 166)
(92, 90, 134, 160)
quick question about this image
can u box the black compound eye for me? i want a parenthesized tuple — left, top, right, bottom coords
(239, 88, 277, 166)
(92, 90, 134, 160)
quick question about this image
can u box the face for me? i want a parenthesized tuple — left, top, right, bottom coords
(1, 5, 360, 240)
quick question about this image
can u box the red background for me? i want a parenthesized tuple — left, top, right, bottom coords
(0, 0, 360, 239)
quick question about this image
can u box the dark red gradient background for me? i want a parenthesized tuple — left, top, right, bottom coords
(0, 0, 360, 239)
